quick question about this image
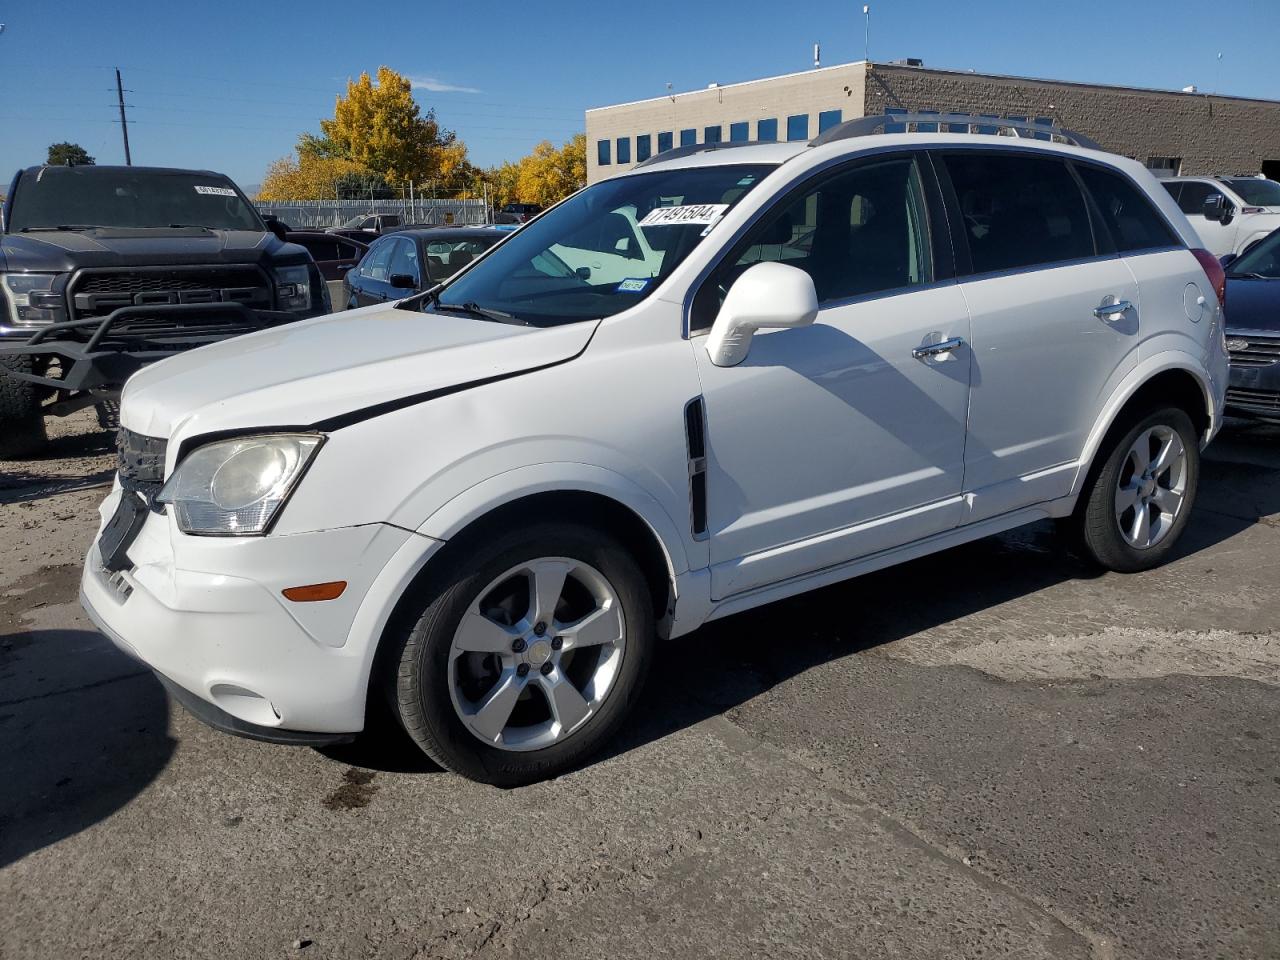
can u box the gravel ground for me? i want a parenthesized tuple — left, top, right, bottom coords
(2, 409, 1278, 960)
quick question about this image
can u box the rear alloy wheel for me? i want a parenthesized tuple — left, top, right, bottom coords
(1077, 406, 1199, 572)
(388, 523, 653, 786)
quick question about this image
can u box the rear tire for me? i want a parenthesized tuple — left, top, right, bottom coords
(1074, 406, 1199, 572)
(385, 521, 654, 787)
(0, 354, 48, 460)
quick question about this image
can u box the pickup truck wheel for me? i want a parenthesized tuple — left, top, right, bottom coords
(388, 522, 654, 787)
(0, 354, 48, 460)
(1076, 406, 1199, 573)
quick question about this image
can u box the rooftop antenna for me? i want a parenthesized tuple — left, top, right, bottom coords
(814, 42, 821, 68)
(1214, 51, 1223, 94)
(863, 4, 871, 63)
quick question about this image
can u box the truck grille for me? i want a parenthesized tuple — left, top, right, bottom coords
(69, 266, 273, 325)
(1227, 333, 1280, 368)
(117, 428, 168, 501)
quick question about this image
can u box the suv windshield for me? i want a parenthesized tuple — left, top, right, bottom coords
(1228, 229, 1280, 279)
(425, 164, 774, 325)
(7, 168, 263, 232)
(1225, 178, 1280, 207)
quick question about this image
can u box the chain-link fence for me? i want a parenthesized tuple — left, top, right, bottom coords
(254, 198, 490, 229)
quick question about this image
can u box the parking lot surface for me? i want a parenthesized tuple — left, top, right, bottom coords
(2, 411, 1278, 960)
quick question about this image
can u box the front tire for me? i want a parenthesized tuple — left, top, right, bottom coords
(387, 521, 654, 787)
(0, 354, 48, 460)
(1075, 406, 1199, 572)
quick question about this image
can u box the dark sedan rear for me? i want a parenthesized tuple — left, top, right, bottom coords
(340, 227, 507, 309)
(1221, 228, 1280, 419)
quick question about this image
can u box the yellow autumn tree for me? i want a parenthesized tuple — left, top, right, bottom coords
(257, 154, 379, 201)
(320, 66, 457, 187)
(509, 134, 586, 207)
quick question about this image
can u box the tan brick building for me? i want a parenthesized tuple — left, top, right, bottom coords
(585, 61, 1280, 184)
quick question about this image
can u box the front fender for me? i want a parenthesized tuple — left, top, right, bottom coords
(418, 461, 697, 579)
(1070, 351, 1221, 498)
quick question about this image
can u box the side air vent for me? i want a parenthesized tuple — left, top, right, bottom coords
(684, 397, 708, 538)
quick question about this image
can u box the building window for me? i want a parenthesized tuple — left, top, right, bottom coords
(616, 137, 631, 165)
(757, 118, 778, 142)
(883, 107, 907, 133)
(704, 125, 723, 144)
(974, 113, 1001, 135)
(636, 134, 652, 163)
(945, 112, 972, 133)
(1146, 156, 1182, 178)
(818, 109, 843, 134)
(1034, 116, 1054, 141)
(658, 131, 674, 154)
(730, 121, 749, 142)
(915, 110, 939, 132)
(597, 139, 611, 166)
(680, 128, 697, 147)
(786, 114, 809, 141)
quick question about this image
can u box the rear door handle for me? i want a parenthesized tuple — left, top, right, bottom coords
(913, 336, 965, 360)
(1093, 299, 1133, 321)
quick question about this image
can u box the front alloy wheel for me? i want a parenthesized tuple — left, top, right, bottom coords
(387, 522, 654, 786)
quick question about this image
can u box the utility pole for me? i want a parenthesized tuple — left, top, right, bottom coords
(115, 68, 132, 165)
(863, 5, 871, 63)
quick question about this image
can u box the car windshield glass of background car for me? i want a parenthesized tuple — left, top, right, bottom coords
(424, 164, 774, 325)
(1228, 229, 1280, 278)
(1226, 178, 1280, 207)
(7, 169, 263, 232)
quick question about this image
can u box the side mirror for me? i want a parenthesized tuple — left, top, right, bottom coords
(705, 262, 819, 367)
(263, 216, 288, 242)
(389, 273, 417, 290)
(1203, 194, 1232, 224)
(1219, 252, 1238, 270)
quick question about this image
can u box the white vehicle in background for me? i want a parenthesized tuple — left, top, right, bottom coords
(82, 115, 1227, 787)
(1161, 175, 1280, 257)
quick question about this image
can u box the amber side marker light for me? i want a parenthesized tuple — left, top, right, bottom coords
(282, 581, 347, 602)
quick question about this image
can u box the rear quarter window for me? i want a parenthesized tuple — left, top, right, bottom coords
(1074, 164, 1180, 253)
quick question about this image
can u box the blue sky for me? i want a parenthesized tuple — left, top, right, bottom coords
(3, 0, 1277, 189)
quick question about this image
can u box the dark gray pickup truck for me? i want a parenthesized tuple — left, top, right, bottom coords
(0, 164, 330, 458)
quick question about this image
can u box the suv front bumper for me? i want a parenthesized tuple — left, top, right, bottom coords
(80, 486, 434, 738)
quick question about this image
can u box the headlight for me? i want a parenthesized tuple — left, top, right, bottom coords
(272, 263, 312, 313)
(157, 434, 322, 536)
(1, 272, 65, 327)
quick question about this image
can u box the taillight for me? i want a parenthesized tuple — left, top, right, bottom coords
(1190, 248, 1226, 308)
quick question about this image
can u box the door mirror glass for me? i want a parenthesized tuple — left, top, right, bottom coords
(389, 272, 417, 289)
(706, 262, 818, 367)
(1203, 193, 1230, 223)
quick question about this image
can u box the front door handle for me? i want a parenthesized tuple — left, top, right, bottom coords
(913, 336, 965, 360)
(1093, 298, 1133, 322)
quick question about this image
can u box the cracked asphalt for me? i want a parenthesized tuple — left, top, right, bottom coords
(2, 410, 1278, 960)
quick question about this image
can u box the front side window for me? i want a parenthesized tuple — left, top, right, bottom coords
(693, 155, 933, 331)
(944, 153, 1094, 274)
(1174, 181, 1216, 215)
(358, 237, 395, 281)
(1075, 164, 1179, 253)
(387, 237, 419, 283)
(1224, 178, 1280, 207)
(425, 164, 774, 326)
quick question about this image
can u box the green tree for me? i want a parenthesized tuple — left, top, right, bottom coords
(47, 142, 95, 166)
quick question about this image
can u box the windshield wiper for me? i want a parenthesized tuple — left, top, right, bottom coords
(20, 224, 102, 232)
(1227, 271, 1269, 280)
(431, 300, 527, 325)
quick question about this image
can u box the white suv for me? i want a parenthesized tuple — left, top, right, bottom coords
(1161, 175, 1280, 257)
(81, 119, 1228, 786)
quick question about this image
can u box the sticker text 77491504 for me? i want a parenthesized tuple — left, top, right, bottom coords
(638, 204, 729, 227)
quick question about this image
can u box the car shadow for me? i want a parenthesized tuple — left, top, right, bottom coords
(0, 628, 175, 868)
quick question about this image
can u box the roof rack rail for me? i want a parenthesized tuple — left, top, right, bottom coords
(809, 113, 1102, 151)
(632, 141, 753, 170)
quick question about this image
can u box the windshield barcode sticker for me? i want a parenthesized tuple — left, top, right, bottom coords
(638, 203, 729, 227)
(194, 185, 237, 196)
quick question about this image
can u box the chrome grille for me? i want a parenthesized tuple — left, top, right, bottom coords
(1226, 333, 1280, 368)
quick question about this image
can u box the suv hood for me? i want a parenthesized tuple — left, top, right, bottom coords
(1223, 277, 1280, 333)
(120, 302, 598, 440)
(0, 228, 287, 272)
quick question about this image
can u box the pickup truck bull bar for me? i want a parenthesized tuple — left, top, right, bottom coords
(0, 302, 299, 393)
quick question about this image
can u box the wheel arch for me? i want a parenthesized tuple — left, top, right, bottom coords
(1071, 356, 1214, 499)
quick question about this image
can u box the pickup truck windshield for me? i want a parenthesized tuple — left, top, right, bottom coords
(427, 164, 774, 326)
(1225, 178, 1280, 207)
(6, 168, 264, 232)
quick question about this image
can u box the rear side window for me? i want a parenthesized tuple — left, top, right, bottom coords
(944, 153, 1094, 274)
(1075, 164, 1179, 252)
(1173, 181, 1216, 215)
